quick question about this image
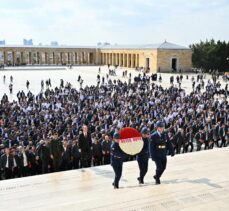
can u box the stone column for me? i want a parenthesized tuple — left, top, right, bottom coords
(101, 53, 103, 64)
(3, 51, 7, 64)
(12, 51, 16, 65)
(39, 52, 43, 64)
(104, 53, 106, 64)
(71, 52, 74, 64)
(74, 52, 77, 64)
(78, 52, 81, 64)
(106, 53, 109, 65)
(114, 53, 116, 66)
(60, 52, 62, 64)
(105, 53, 107, 65)
(126, 54, 129, 68)
(51, 52, 54, 64)
(116, 53, 119, 66)
(137, 54, 139, 67)
(36, 52, 39, 64)
(20, 52, 24, 64)
(29, 52, 32, 64)
(110, 53, 112, 66)
(88, 52, 91, 64)
(119, 53, 122, 66)
(45, 52, 48, 64)
(81, 52, 84, 64)
(129, 54, 131, 68)
(67, 52, 69, 64)
(132, 54, 135, 68)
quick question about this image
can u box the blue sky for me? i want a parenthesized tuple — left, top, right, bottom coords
(0, 0, 228, 46)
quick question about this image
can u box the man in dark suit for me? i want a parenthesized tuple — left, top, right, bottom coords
(60, 138, 72, 171)
(195, 129, 205, 151)
(50, 131, 64, 172)
(150, 121, 174, 185)
(78, 125, 92, 168)
(17, 146, 30, 177)
(92, 138, 102, 166)
(173, 128, 185, 154)
(71, 139, 81, 169)
(184, 128, 194, 152)
(219, 123, 227, 147)
(37, 139, 51, 174)
(204, 126, 214, 149)
(101, 135, 111, 165)
(0, 148, 13, 179)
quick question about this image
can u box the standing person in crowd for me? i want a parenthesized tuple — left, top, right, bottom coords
(78, 125, 92, 168)
(60, 138, 72, 171)
(71, 139, 81, 169)
(26, 80, 30, 89)
(219, 123, 227, 147)
(184, 128, 194, 152)
(11, 148, 20, 178)
(9, 83, 13, 94)
(150, 121, 174, 185)
(102, 135, 111, 165)
(204, 126, 213, 150)
(110, 132, 124, 189)
(92, 138, 102, 166)
(37, 139, 51, 174)
(174, 128, 185, 154)
(195, 129, 205, 151)
(136, 127, 150, 184)
(0, 148, 13, 179)
(214, 123, 221, 147)
(17, 146, 30, 177)
(50, 131, 64, 172)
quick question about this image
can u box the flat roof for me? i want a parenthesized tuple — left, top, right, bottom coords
(100, 41, 190, 50)
(0, 45, 96, 49)
(0, 41, 190, 50)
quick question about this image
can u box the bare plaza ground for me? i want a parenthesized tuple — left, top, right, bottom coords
(0, 65, 228, 102)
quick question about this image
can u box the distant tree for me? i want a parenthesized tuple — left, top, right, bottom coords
(190, 39, 229, 72)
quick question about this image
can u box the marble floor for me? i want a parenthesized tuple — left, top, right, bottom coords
(0, 147, 228, 211)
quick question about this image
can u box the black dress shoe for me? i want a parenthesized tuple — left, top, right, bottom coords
(153, 175, 160, 185)
(114, 185, 119, 189)
(155, 179, 161, 185)
(137, 177, 144, 184)
(112, 182, 119, 189)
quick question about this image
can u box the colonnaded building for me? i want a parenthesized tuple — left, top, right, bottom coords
(0, 41, 192, 73)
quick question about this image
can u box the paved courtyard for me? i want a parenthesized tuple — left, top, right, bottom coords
(0, 65, 228, 102)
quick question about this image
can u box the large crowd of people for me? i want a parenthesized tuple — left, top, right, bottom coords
(0, 68, 228, 180)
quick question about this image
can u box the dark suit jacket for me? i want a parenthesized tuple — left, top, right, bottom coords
(50, 138, 64, 157)
(78, 133, 92, 155)
(37, 144, 51, 163)
(62, 146, 72, 163)
(203, 130, 213, 141)
(0, 154, 13, 169)
(219, 127, 227, 138)
(71, 144, 81, 159)
(185, 132, 195, 143)
(194, 132, 205, 143)
(17, 151, 30, 167)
